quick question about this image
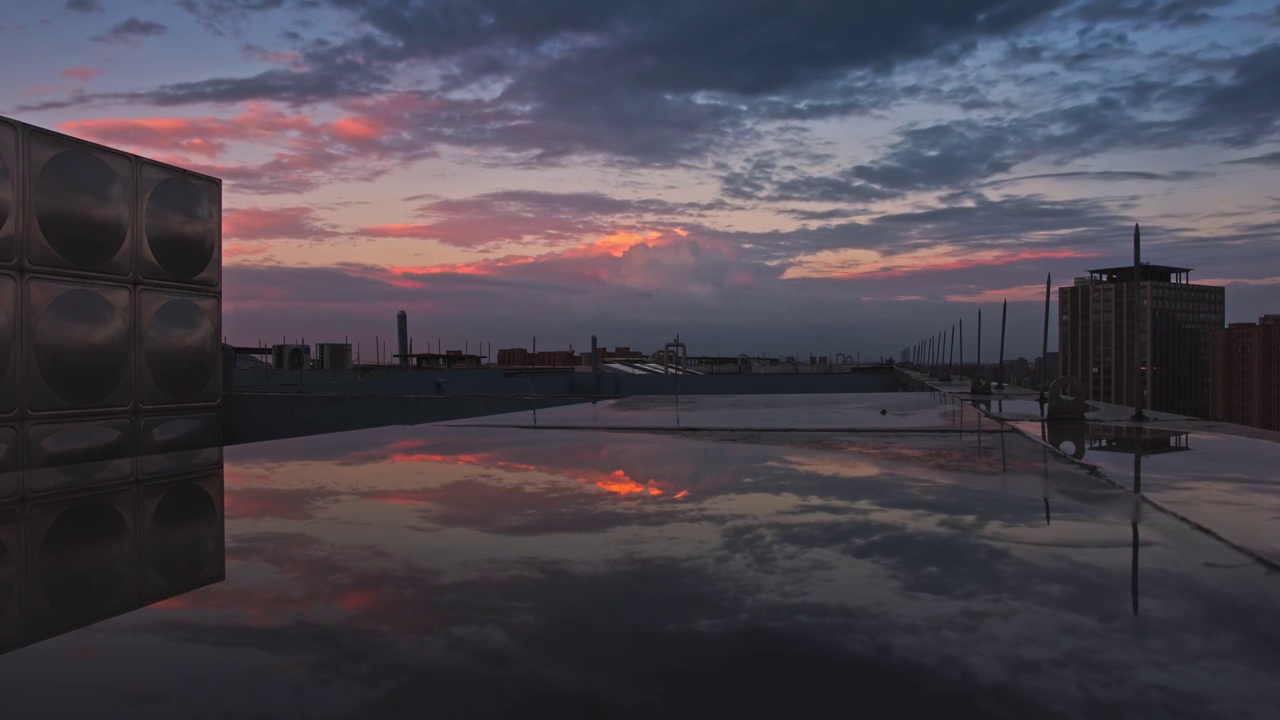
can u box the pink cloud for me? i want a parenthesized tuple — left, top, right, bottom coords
(223, 206, 339, 242)
(60, 67, 103, 82)
(58, 103, 426, 194)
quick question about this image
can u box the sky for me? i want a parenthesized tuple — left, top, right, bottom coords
(2, 0, 1278, 361)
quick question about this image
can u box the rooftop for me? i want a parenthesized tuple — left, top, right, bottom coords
(2, 391, 1279, 717)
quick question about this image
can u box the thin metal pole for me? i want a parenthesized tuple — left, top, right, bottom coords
(997, 299, 1007, 389)
(959, 318, 964, 376)
(1042, 273, 1051, 389)
(949, 324, 955, 372)
(1132, 223, 1147, 420)
(977, 309, 983, 374)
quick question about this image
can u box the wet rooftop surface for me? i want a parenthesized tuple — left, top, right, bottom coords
(2, 392, 1280, 718)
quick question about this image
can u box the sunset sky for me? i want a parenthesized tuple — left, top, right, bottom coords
(3, 0, 1278, 359)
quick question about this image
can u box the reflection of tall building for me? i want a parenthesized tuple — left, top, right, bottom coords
(1209, 315, 1280, 431)
(1059, 265, 1224, 417)
(0, 467, 224, 655)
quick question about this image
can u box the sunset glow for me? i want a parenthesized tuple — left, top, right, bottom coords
(1, 0, 1274, 358)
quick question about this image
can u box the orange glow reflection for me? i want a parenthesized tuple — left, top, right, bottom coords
(372, 442, 684, 499)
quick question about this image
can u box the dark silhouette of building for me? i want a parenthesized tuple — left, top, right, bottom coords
(496, 347, 583, 367)
(1034, 352, 1060, 382)
(1060, 264, 1224, 417)
(579, 346, 644, 366)
(407, 352, 483, 369)
(1209, 315, 1280, 430)
(496, 348, 530, 366)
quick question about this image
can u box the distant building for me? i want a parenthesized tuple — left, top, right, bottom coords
(1034, 352, 1060, 382)
(496, 347, 580, 367)
(1059, 264, 1224, 417)
(533, 350, 576, 367)
(580, 346, 645, 366)
(1209, 315, 1280, 431)
(496, 347, 530, 366)
(407, 352, 483, 369)
(1012, 357, 1031, 384)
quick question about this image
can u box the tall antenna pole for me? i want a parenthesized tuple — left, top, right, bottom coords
(949, 324, 956, 373)
(1041, 272, 1051, 395)
(977, 309, 982, 373)
(997, 299, 1007, 389)
(1132, 223, 1146, 421)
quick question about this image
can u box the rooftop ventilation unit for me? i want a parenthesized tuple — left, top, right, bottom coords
(272, 344, 310, 370)
(316, 343, 352, 370)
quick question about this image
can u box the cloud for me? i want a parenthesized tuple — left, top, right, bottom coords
(57, 103, 434, 194)
(59, 67, 103, 82)
(361, 191, 707, 251)
(90, 17, 169, 46)
(223, 206, 341, 242)
(1223, 151, 1280, 167)
(36, 0, 1071, 165)
(63, 0, 103, 13)
(175, 0, 287, 36)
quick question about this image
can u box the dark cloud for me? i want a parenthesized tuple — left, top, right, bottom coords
(1223, 151, 1280, 167)
(176, 0, 291, 36)
(63, 0, 103, 13)
(978, 170, 1207, 188)
(90, 17, 169, 45)
(1074, 0, 1237, 29)
(40, 0, 1068, 164)
(27, 0, 1280, 173)
(344, 0, 1065, 95)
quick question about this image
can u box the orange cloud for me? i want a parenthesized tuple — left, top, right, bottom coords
(944, 284, 1052, 303)
(223, 241, 272, 259)
(60, 103, 315, 158)
(331, 116, 384, 142)
(563, 230, 667, 258)
(784, 247, 1101, 280)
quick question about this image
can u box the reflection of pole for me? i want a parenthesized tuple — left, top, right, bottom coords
(1134, 445, 1142, 494)
(1000, 428, 1007, 473)
(1041, 446, 1051, 525)
(1131, 521, 1140, 616)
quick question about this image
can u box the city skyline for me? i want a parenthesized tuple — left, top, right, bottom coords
(3, 0, 1278, 357)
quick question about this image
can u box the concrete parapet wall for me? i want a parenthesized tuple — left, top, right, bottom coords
(223, 392, 577, 445)
(231, 366, 900, 398)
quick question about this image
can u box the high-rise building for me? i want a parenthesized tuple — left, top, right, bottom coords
(1059, 264, 1224, 417)
(1209, 315, 1280, 430)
